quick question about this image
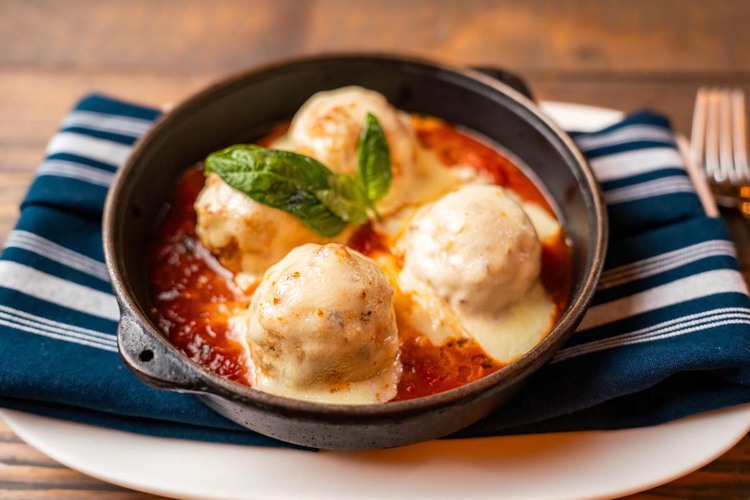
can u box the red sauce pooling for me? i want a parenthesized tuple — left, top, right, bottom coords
(149, 117, 572, 400)
(149, 169, 251, 384)
(348, 222, 390, 256)
(393, 337, 502, 401)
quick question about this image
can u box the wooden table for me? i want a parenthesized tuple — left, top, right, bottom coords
(2, 1, 750, 497)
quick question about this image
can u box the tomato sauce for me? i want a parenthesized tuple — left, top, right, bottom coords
(150, 169, 251, 384)
(149, 118, 572, 400)
(393, 336, 502, 401)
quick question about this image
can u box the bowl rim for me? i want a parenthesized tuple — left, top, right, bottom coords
(103, 52, 608, 417)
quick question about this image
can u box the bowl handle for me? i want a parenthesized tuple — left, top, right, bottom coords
(117, 310, 206, 393)
(471, 66, 534, 101)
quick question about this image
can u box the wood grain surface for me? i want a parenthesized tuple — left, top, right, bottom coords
(2, 1, 750, 498)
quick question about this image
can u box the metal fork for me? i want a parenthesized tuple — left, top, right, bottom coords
(691, 88, 750, 221)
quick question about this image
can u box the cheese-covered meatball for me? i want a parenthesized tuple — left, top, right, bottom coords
(399, 184, 541, 316)
(288, 86, 417, 213)
(245, 243, 401, 404)
(195, 174, 327, 285)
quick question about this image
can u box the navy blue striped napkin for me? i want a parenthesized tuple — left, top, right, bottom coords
(1, 94, 750, 448)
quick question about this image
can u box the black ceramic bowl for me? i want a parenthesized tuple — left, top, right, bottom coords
(103, 54, 607, 450)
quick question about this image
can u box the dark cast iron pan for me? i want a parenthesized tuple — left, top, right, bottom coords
(103, 54, 607, 450)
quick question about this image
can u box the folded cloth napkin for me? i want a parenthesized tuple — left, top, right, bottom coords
(2, 94, 750, 449)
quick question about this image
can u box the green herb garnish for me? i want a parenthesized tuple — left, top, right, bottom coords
(357, 113, 392, 205)
(204, 113, 392, 237)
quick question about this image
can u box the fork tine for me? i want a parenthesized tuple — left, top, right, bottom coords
(691, 87, 708, 170)
(719, 89, 736, 182)
(705, 88, 726, 182)
(731, 89, 750, 184)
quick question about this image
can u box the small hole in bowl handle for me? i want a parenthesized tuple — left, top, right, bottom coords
(138, 349, 154, 362)
(118, 311, 206, 393)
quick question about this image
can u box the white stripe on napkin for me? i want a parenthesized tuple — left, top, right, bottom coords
(589, 147, 684, 182)
(0, 305, 115, 342)
(4, 231, 110, 282)
(0, 305, 116, 351)
(599, 240, 736, 290)
(61, 110, 152, 137)
(0, 261, 119, 321)
(578, 269, 749, 332)
(575, 124, 674, 151)
(603, 176, 695, 204)
(37, 160, 115, 187)
(46, 132, 131, 168)
(0, 317, 117, 352)
(554, 307, 750, 363)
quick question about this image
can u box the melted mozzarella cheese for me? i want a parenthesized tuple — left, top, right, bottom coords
(398, 184, 542, 314)
(522, 202, 562, 244)
(194, 174, 334, 289)
(398, 262, 556, 364)
(285, 86, 418, 214)
(397, 271, 467, 346)
(456, 282, 555, 363)
(370, 148, 468, 243)
(245, 243, 402, 405)
(396, 184, 556, 363)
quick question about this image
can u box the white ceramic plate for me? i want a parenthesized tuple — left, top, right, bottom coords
(2, 102, 748, 500)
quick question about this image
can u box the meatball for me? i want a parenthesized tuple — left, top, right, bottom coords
(194, 174, 328, 285)
(245, 243, 401, 404)
(288, 86, 418, 213)
(398, 184, 542, 316)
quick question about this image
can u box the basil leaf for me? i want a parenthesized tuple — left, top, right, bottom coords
(357, 113, 392, 203)
(205, 145, 347, 237)
(204, 111, 395, 239)
(315, 174, 370, 226)
(206, 145, 332, 191)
